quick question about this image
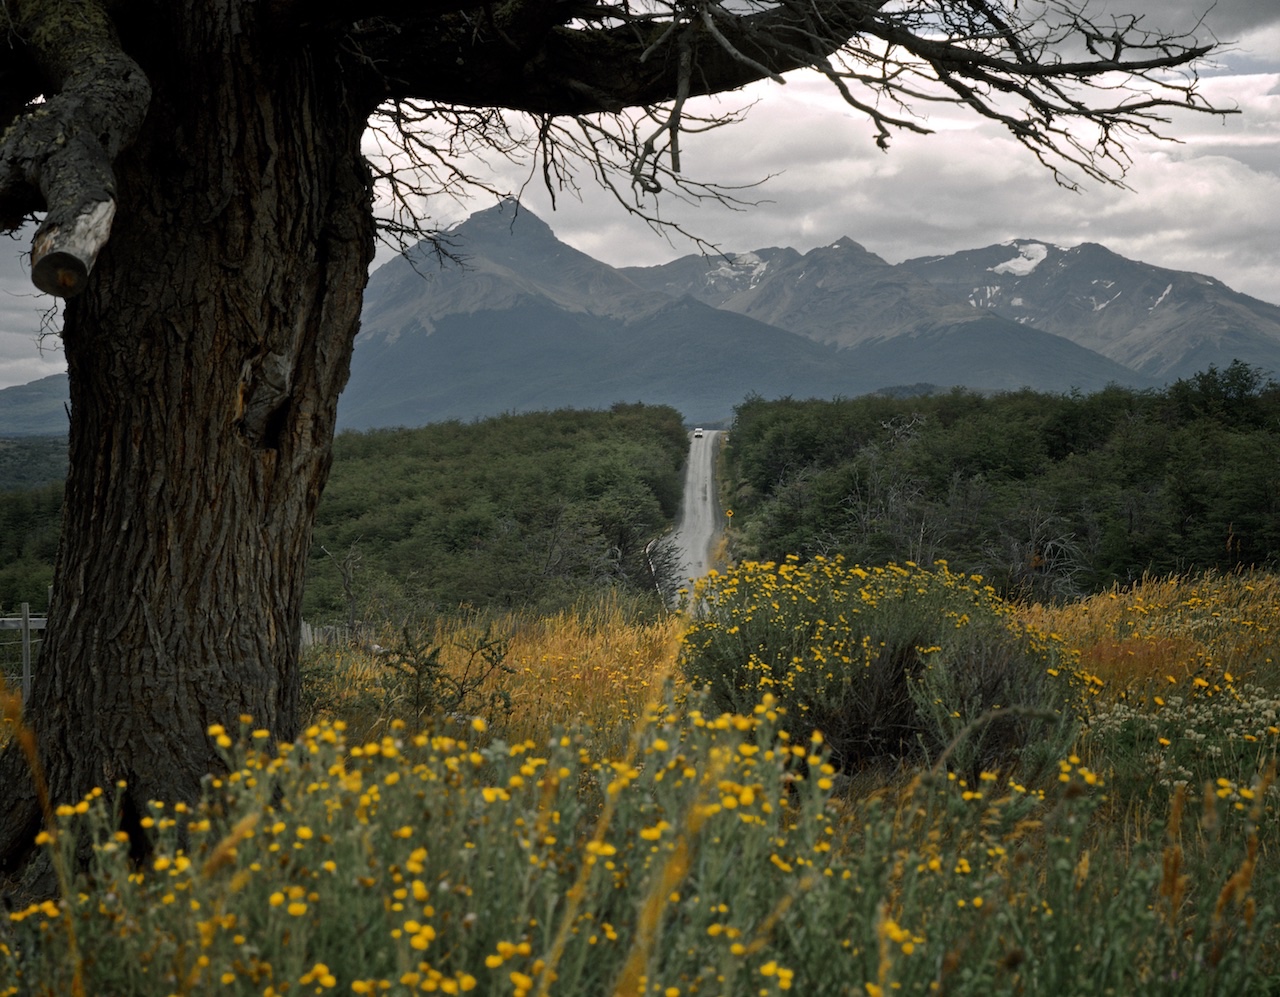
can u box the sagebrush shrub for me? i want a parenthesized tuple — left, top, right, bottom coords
(680, 557, 1080, 779)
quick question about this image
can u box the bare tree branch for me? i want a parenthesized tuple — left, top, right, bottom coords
(347, 0, 1230, 199)
(821, 0, 1230, 186)
(362, 100, 534, 259)
(268, 0, 482, 24)
(353, 1, 870, 113)
(1, 0, 1236, 300)
(0, 0, 151, 297)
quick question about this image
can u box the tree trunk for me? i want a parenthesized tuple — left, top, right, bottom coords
(0, 6, 374, 893)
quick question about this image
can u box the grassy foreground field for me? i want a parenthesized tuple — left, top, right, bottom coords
(3, 568, 1279, 995)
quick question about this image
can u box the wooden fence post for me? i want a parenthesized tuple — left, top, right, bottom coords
(21, 602, 32, 703)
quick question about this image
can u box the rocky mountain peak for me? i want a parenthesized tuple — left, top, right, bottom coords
(806, 236, 888, 267)
(447, 198, 554, 246)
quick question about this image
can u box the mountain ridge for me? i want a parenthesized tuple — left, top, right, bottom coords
(4, 201, 1277, 435)
(339, 203, 1152, 429)
(895, 239, 1280, 378)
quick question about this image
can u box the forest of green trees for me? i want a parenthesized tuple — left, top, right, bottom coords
(0, 404, 690, 622)
(0, 481, 60, 614)
(302, 403, 690, 621)
(725, 362, 1280, 600)
(4, 363, 1279, 620)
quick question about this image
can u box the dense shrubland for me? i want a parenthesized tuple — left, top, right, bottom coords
(0, 437, 66, 496)
(5, 568, 1280, 994)
(6, 363, 1277, 618)
(304, 404, 690, 623)
(0, 404, 689, 625)
(726, 362, 1280, 600)
(1, 405, 687, 689)
(0, 481, 59, 615)
(681, 558, 1080, 783)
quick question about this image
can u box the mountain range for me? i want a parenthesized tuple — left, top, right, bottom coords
(620, 235, 1280, 380)
(338, 201, 1280, 428)
(4, 199, 1280, 434)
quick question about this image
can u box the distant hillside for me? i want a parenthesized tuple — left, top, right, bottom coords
(0, 374, 68, 436)
(838, 316, 1147, 394)
(340, 290, 869, 430)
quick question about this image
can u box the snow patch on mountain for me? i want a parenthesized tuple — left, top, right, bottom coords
(707, 251, 770, 290)
(991, 243, 1049, 276)
(969, 285, 1001, 306)
(733, 252, 769, 280)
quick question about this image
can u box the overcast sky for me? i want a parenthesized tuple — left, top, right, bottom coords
(2, 0, 1277, 390)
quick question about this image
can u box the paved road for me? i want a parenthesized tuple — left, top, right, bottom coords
(671, 430, 722, 581)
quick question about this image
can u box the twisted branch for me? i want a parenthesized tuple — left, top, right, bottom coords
(0, 0, 151, 297)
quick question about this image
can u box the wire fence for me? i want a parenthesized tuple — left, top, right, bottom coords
(300, 620, 360, 650)
(0, 604, 46, 701)
(4, 613, 331, 701)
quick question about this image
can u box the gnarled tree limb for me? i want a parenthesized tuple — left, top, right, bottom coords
(361, 2, 871, 113)
(0, 0, 151, 297)
(347, 0, 1227, 199)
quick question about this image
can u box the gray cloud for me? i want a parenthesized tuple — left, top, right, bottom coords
(0, 238, 63, 391)
(423, 1, 1278, 308)
(1110, 0, 1280, 37)
(508, 3, 1280, 305)
(2, 0, 1276, 390)
(512, 61, 1280, 307)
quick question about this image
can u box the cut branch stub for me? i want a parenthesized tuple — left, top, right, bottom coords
(31, 196, 115, 297)
(2, 0, 151, 297)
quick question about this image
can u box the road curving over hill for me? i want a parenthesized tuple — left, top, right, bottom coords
(671, 429, 724, 582)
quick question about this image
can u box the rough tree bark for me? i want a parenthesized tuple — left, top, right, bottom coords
(0, 0, 1226, 896)
(0, 2, 375, 896)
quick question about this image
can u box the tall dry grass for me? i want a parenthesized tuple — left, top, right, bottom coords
(493, 600, 684, 745)
(1016, 571, 1280, 831)
(1017, 571, 1280, 702)
(302, 594, 684, 755)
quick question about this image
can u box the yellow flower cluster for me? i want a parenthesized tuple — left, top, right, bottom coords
(9, 563, 1280, 995)
(6, 694, 867, 995)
